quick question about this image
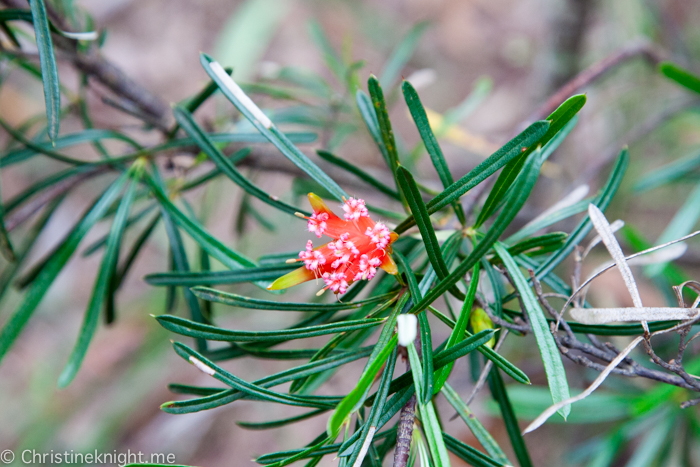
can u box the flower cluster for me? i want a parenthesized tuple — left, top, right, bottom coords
(268, 193, 399, 295)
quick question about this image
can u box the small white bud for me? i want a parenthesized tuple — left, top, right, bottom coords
(61, 30, 99, 41)
(189, 356, 215, 376)
(209, 61, 273, 129)
(397, 314, 418, 347)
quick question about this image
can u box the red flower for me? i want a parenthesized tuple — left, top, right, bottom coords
(268, 193, 399, 295)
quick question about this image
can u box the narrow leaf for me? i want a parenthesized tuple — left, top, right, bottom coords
(200, 53, 346, 200)
(156, 314, 384, 343)
(494, 243, 570, 419)
(395, 120, 550, 233)
(0, 172, 130, 363)
(190, 287, 396, 311)
(29, 0, 60, 141)
(58, 175, 138, 387)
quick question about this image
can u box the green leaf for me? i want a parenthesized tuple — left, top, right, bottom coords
(535, 148, 628, 281)
(316, 150, 400, 200)
(190, 287, 396, 311)
(144, 172, 257, 270)
(394, 120, 550, 233)
(368, 75, 402, 194)
(488, 367, 533, 467)
(380, 22, 429, 88)
(29, 0, 60, 141)
(646, 183, 700, 277)
(634, 150, 700, 192)
(307, 20, 346, 82)
(0, 170, 15, 261)
(364, 329, 499, 407)
(173, 342, 337, 409)
(659, 61, 700, 95)
(81, 204, 157, 257)
(199, 53, 346, 201)
(162, 346, 373, 414)
(396, 167, 451, 283)
(475, 98, 583, 227)
(356, 90, 391, 168)
(58, 174, 139, 387)
(1, 128, 140, 167)
(237, 408, 328, 430)
(494, 243, 570, 419)
(402, 80, 465, 224)
(407, 342, 451, 467)
(344, 347, 397, 466)
(0, 172, 130, 363)
(168, 66, 233, 138)
(144, 263, 298, 286)
(405, 149, 544, 325)
(418, 310, 434, 405)
(442, 382, 510, 465)
(156, 314, 384, 343)
(505, 199, 589, 244)
(173, 106, 306, 216)
(157, 189, 208, 350)
(442, 432, 504, 467)
(505, 232, 567, 256)
(433, 261, 480, 393)
(327, 334, 398, 438)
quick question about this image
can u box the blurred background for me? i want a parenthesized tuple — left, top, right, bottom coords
(1, 0, 700, 466)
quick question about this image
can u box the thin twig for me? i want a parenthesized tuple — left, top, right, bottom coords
(526, 40, 665, 123)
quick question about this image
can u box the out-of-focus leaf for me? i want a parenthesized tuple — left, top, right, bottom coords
(237, 408, 328, 430)
(173, 106, 305, 216)
(380, 22, 429, 88)
(634, 150, 700, 192)
(144, 172, 257, 270)
(659, 61, 700, 95)
(0, 170, 15, 261)
(214, 0, 290, 82)
(535, 148, 628, 281)
(307, 19, 346, 83)
(0, 172, 130, 363)
(645, 183, 700, 277)
(316, 149, 400, 200)
(58, 174, 139, 387)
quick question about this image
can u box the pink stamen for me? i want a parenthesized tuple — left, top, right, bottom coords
(299, 240, 326, 271)
(343, 197, 369, 221)
(307, 212, 329, 238)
